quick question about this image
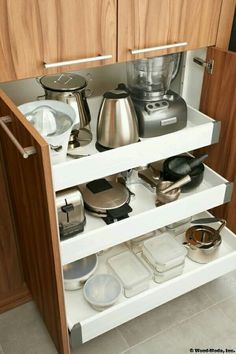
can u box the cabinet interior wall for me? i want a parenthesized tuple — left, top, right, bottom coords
(0, 48, 204, 108)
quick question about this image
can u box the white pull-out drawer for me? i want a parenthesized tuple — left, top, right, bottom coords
(60, 164, 233, 265)
(53, 105, 220, 191)
(65, 211, 236, 346)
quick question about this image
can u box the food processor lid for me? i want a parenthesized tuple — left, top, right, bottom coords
(39, 73, 87, 92)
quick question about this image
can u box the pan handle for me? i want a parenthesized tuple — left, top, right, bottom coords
(191, 217, 220, 224)
(191, 217, 226, 233)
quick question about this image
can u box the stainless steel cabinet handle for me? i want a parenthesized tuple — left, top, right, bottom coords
(44, 54, 113, 69)
(130, 42, 188, 55)
(0, 116, 36, 159)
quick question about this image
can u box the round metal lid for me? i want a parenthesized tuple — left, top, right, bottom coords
(39, 73, 87, 92)
(80, 179, 130, 212)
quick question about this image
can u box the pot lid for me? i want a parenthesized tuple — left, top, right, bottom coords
(80, 178, 130, 212)
(39, 73, 87, 92)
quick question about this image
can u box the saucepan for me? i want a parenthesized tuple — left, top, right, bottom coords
(162, 154, 208, 192)
(184, 217, 226, 263)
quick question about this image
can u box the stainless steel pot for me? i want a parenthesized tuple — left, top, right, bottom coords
(184, 218, 226, 264)
(37, 73, 91, 130)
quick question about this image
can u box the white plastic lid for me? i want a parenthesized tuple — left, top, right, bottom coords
(143, 233, 187, 267)
(107, 251, 151, 290)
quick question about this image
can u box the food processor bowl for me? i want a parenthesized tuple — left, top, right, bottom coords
(126, 53, 179, 101)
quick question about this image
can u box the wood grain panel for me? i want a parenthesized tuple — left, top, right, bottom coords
(118, 0, 222, 62)
(0, 0, 116, 82)
(0, 285, 31, 314)
(0, 145, 24, 292)
(199, 47, 236, 232)
(0, 141, 31, 312)
(216, 0, 236, 49)
(0, 89, 69, 354)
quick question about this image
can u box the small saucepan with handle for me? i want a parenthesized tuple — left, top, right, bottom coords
(184, 217, 226, 263)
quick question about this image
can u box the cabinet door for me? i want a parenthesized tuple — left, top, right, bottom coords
(0, 145, 31, 313)
(0, 89, 69, 354)
(199, 47, 236, 233)
(0, 0, 116, 82)
(118, 0, 222, 61)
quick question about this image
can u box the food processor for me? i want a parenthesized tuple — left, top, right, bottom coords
(126, 53, 187, 138)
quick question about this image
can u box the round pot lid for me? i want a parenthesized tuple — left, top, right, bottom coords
(80, 178, 130, 212)
(39, 73, 87, 92)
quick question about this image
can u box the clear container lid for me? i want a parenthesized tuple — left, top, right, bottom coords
(107, 250, 151, 290)
(166, 217, 192, 230)
(143, 233, 187, 267)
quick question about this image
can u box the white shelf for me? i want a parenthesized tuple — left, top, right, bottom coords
(52, 103, 220, 191)
(60, 165, 232, 265)
(64, 211, 236, 345)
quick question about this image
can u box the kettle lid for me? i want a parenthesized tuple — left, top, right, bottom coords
(39, 73, 87, 92)
(103, 89, 129, 99)
(103, 83, 130, 99)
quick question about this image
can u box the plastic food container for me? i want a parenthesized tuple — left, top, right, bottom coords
(143, 233, 187, 272)
(153, 263, 185, 283)
(107, 250, 152, 297)
(126, 231, 156, 253)
(83, 274, 122, 311)
(143, 254, 185, 283)
(166, 217, 192, 236)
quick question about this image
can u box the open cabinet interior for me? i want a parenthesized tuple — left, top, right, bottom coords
(0, 44, 236, 352)
(48, 47, 236, 345)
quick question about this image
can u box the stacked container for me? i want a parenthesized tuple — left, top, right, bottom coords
(142, 233, 187, 283)
(107, 250, 152, 297)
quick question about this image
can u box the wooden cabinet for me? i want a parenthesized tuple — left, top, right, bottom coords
(1, 52, 236, 350)
(0, 0, 116, 82)
(0, 145, 30, 313)
(0, 90, 69, 354)
(0, 1, 236, 353)
(0, 0, 232, 82)
(199, 47, 236, 233)
(118, 0, 222, 61)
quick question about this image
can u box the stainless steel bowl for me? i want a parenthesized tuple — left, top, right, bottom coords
(63, 254, 98, 291)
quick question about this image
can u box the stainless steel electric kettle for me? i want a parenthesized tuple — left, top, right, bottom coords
(96, 84, 139, 151)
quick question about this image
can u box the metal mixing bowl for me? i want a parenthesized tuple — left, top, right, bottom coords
(63, 254, 98, 291)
